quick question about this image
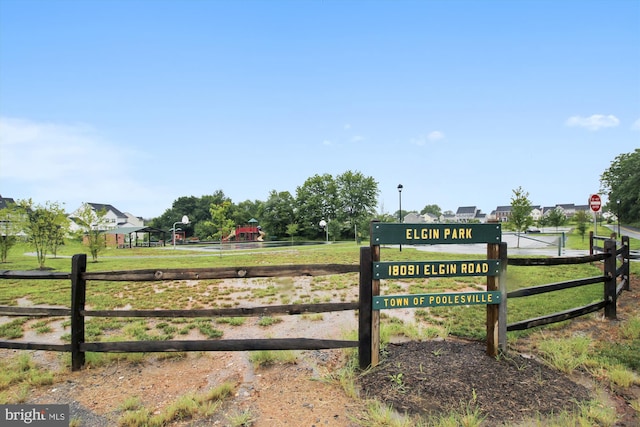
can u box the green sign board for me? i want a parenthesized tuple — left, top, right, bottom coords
(373, 291, 501, 310)
(371, 223, 501, 245)
(374, 260, 500, 279)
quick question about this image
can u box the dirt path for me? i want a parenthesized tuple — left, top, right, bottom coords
(20, 347, 367, 427)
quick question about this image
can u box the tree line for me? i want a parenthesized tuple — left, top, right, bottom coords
(1, 150, 638, 268)
(149, 170, 380, 242)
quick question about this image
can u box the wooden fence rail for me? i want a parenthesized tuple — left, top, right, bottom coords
(0, 235, 632, 370)
(1, 254, 365, 370)
(505, 236, 630, 332)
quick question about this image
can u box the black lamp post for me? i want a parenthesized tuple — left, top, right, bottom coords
(398, 184, 403, 252)
(617, 199, 621, 239)
(397, 184, 403, 223)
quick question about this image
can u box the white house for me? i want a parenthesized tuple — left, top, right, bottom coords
(69, 203, 143, 232)
(530, 206, 543, 221)
(455, 206, 479, 222)
(424, 212, 440, 223)
(403, 212, 426, 223)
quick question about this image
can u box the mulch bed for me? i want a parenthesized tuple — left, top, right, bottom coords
(358, 339, 591, 426)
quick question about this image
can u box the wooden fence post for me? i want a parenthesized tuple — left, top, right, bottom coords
(589, 231, 594, 255)
(497, 242, 508, 353)
(71, 254, 87, 371)
(603, 239, 617, 320)
(359, 246, 373, 370)
(486, 243, 503, 357)
(622, 236, 630, 291)
(370, 225, 381, 368)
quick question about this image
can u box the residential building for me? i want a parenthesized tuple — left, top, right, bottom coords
(455, 206, 479, 222)
(493, 206, 511, 222)
(474, 211, 487, 223)
(0, 195, 16, 210)
(403, 212, 426, 223)
(69, 202, 143, 232)
(442, 212, 456, 223)
(530, 206, 543, 221)
(424, 212, 440, 223)
(574, 205, 590, 215)
(555, 204, 576, 217)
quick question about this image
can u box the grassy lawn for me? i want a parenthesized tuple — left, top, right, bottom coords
(1, 235, 632, 339)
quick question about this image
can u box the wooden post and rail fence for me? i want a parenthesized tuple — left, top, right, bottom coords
(0, 224, 631, 371)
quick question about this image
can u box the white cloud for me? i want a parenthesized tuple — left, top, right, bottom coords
(351, 135, 364, 142)
(0, 116, 163, 214)
(0, 117, 112, 181)
(427, 131, 445, 142)
(322, 139, 332, 146)
(409, 131, 445, 146)
(565, 114, 620, 131)
(631, 118, 640, 131)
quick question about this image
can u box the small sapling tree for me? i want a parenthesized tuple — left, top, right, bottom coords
(510, 186, 533, 248)
(18, 199, 68, 269)
(74, 204, 108, 261)
(573, 209, 589, 242)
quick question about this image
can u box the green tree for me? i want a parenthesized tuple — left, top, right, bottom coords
(194, 221, 216, 240)
(258, 190, 296, 239)
(420, 204, 442, 218)
(336, 171, 379, 240)
(73, 204, 109, 261)
(0, 201, 21, 263)
(547, 208, 567, 231)
(18, 199, 68, 269)
(600, 148, 640, 223)
(327, 219, 342, 242)
(150, 191, 230, 240)
(286, 223, 298, 243)
(573, 209, 589, 242)
(207, 201, 235, 241)
(232, 199, 263, 227)
(296, 174, 338, 239)
(49, 217, 67, 258)
(510, 186, 532, 248)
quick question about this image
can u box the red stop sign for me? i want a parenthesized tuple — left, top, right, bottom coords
(589, 194, 602, 212)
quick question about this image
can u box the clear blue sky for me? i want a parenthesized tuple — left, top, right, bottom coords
(1, 0, 639, 219)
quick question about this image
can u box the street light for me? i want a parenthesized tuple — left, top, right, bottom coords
(397, 184, 403, 252)
(173, 215, 190, 250)
(397, 184, 403, 223)
(617, 199, 621, 239)
(319, 219, 328, 243)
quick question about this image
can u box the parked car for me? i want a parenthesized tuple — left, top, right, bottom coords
(526, 227, 541, 233)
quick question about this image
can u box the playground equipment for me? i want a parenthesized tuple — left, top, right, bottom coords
(223, 220, 265, 242)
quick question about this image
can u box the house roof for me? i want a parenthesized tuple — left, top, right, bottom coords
(0, 197, 16, 210)
(556, 204, 575, 210)
(495, 206, 511, 212)
(456, 206, 477, 214)
(88, 202, 127, 218)
(404, 212, 426, 223)
(104, 226, 165, 235)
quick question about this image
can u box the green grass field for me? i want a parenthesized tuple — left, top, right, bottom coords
(1, 223, 636, 340)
